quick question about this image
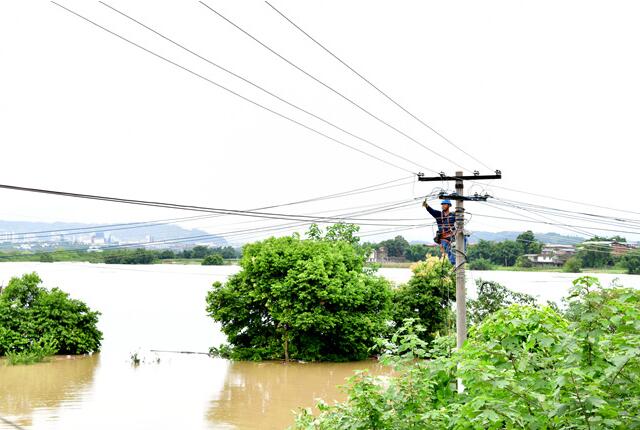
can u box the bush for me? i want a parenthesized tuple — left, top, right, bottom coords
(0, 272, 102, 357)
(468, 257, 493, 270)
(468, 279, 537, 324)
(202, 253, 224, 266)
(620, 250, 640, 274)
(515, 255, 533, 268)
(391, 257, 455, 343)
(206, 225, 392, 362)
(293, 277, 640, 429)
(562, 256, 582, 273)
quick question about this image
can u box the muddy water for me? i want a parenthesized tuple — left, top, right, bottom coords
(1, 263, 638, 429)
(0, 263, 385, 430)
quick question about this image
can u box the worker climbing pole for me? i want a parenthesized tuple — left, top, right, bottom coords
(418, 170, 501, 353)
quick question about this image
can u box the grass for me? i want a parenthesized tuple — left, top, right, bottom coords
(5, 342, 56, 366)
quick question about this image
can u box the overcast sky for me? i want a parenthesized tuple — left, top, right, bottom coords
(1, 1, 639, 244)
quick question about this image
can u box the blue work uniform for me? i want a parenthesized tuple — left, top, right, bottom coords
(426, 205, 456, 264)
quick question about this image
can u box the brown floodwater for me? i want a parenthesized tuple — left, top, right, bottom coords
(0, 263, 388, 430)
(2, 262, 638, 429)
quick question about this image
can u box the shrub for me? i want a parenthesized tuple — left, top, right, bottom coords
(391, 257, 455, 343)
(468, 257, 493, 270)
(562, 256, 582, 273)
(202, 253, 224, 266)
(620, 250, 640, 274)
(206, 225, 392, 362)
(0, 272, 102, 357)
(468, 279, 537, 324)
(292, 277, 640, 429)
(515, 255, 533, 268)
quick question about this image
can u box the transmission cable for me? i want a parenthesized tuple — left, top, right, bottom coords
(199, 1, 472, 172)
(98, 2, 436, 175)
(264, 1, 493, 172)
(51, 2, 415, 175)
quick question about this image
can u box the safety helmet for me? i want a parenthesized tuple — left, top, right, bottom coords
(441, 200, 452, 206)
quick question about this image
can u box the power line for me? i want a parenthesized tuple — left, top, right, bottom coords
(264, 1, 493, 172)
(98, 2, 438, 176)
(199, 1, 472, 172)
(51, 2, 415, 175)
(1, 176, 414, 241)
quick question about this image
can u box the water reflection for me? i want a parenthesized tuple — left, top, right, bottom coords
(207, 360, 385, 430)
(0, 354, 98, 428)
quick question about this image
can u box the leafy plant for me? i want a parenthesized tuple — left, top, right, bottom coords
(468, 257, 493, 270)
(468, 279, 537, 324)
(562, 256, 582, 273)
(5, 338, 57, 365)
(292, 277, 640, 429)
(391, 257, 455, 343)
(206, 225, 392, 362)
(0, 272, 102, 357)
(202, 253, 224, 266)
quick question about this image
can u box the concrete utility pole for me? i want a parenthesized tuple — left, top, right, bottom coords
(417, 170, 501, 350)
(454, 171, 466, 349)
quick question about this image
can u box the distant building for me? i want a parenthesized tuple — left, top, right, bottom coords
(524, 244, 576, 266)
(367, 246, 406, 263)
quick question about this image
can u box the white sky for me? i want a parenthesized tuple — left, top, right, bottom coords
(1, 1, 639, 244)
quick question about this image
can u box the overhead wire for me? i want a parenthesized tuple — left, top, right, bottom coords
(50, 1, 416, 175)
(198, 1, 472, 172)
(98, 2, 437, 175)
(263, 1, 494, 172)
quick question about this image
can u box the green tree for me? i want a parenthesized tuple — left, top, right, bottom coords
(493, 240, 523, 266)
(467, 279, 537, 324)
(378, 235, 410, 258)
(191, 245, 213, 259)
(294, 277, 640, 430)
(392, 257, 455, 343)
(467, 240, 496, 262)
(0, 272, 102, 356)
(562, 256, 582, 273)
(516, 230, 543, 254)
(620, 249, 640, 274)
(468, 258, 493, 270)
(404, 243, 437, 262)
(578, 241, 613, 268)
(202, 253, 224, 266)
(206, 226, 392, 362)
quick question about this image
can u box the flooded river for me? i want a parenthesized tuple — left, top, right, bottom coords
(1, 262, 638, 429)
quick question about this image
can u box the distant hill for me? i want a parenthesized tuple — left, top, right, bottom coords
(468, 231, 585, 245)
(411, 231, 585, 245)
(0, 220, 226, 246)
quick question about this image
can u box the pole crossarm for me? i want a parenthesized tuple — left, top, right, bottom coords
(417, 170, 502, 182)
(438, 193, 491, 202)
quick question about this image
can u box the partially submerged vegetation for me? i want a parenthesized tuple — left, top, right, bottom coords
(292, 277, 640, 429)
(0, 245, 240, 265)
(0, 272, 102, 365)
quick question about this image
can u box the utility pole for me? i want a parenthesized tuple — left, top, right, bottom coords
(418, 170, 501, 350)
(454, 171, 466, 350)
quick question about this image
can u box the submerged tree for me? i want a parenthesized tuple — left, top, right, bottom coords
(206, 224, 392, 362)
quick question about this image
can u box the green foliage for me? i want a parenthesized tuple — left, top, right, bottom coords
(578, 240, 613, 268)
(293, 277, 640, 429)
(202, 253, 224, 266)
(468, 279, 537, 325)
(6, 338, 56, 365)
(391, 257, 455, 343)
(404, 243, 438, 262)
(515, 255, 534, 268)
(0, 273, 102, 356)
(468, 257, 493, 270)
(620, 250, 640, 274)
(563, 256, 583, 273)
(103, 248, 157, 264)
(377, 235, 410, 258)
(206, 225, 392, 362)
(467, 237, 528, 267)
(39, 253, 54, 263)
(516, 230, 543, 254)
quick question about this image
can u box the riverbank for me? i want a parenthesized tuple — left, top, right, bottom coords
(371, 261, 632, 275)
